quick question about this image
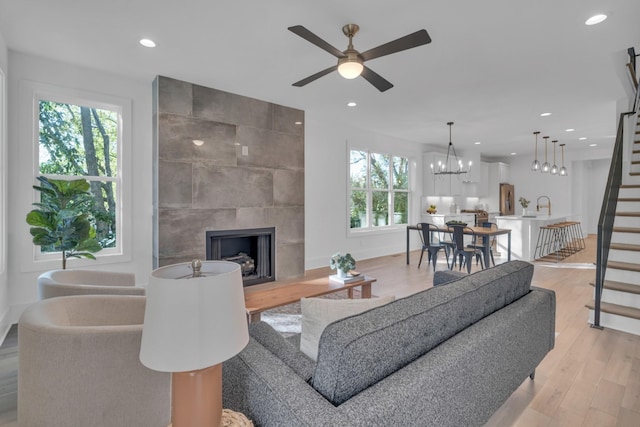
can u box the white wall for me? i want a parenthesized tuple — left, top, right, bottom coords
(0, 33, 9, 340)
(304, 117, 426, 269)
(7, 52, 153, 322)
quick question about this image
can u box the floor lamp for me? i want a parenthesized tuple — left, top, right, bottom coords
(140, 260, 249, 427)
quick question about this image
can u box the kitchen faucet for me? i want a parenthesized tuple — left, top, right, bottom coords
(536, 196, 551, 215)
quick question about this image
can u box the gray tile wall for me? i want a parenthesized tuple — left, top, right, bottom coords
(153, 76, 305, 279)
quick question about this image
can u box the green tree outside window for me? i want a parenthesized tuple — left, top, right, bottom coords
(38, 99, 119, 252)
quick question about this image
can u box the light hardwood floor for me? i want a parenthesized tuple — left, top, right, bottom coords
(3, 235, 639, 426)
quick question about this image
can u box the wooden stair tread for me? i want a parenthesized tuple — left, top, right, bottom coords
(620, 184, 640, 189)
(589, 280, 640, 294)
(610, 242, 640, 251)
(618, 198, 640, 202)
(585, 300, 640, 320)
(613, 227, 640, 233)
(607, 260, 640, 272)
(633, 161, 640, 165)
(631, 172, 640, 176)
(615, 212, 640, 216)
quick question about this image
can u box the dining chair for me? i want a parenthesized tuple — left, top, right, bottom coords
(417, 223, 449, 271)
(450, 226, 484, 273)
(470, 222, 497, 267)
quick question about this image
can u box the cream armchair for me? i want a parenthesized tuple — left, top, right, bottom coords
(18, 295, 171, 427)
(38, 268, 145, 299)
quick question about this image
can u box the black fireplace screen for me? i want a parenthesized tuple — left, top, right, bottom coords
(206, 227, 275, 286)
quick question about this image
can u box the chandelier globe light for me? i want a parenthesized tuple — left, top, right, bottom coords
(550, 140, 559, 175)
(531, 131, 541, 171)
(541, 136, 551, 173)
(559, 143, 568, 176)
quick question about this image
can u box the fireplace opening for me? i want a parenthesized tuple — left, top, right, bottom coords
(206, 227, 275, 286)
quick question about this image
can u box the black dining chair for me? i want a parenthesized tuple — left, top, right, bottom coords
(450, 226, 484, 273)
(470, 222, 497, 267)
(417, 223, 449, 271)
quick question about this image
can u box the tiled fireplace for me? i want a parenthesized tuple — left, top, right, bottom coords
(152, 76, 305, 280)
(206, 227, 275, 286)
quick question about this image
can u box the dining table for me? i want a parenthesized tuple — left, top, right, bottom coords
(406, 224, 512, 268)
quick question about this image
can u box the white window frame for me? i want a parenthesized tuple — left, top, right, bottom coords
(348, 147, 411, 236)
(19, 81, 132, 272)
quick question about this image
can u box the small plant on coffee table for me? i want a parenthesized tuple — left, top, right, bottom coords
(330, 252, 356, 277)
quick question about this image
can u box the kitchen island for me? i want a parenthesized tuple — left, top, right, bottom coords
(495, 213, 573, 261)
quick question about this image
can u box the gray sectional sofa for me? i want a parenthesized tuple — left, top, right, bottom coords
(223, 260, 556, 426)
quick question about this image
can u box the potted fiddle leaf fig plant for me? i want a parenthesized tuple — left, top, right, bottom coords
(330, 252, 356, 278)
(26, 176, 103, 269)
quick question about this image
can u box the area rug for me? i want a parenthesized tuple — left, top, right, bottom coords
(260, 289, 362, 336)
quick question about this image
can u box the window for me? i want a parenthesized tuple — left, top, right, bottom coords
(34, 96, 123, 260)
(349, 149, 409, 231)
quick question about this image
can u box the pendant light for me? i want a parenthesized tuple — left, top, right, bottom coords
(550, 140, 558, 175)
(559, 143, 568, 176)
(541, 136, 550, 173)
(531, 131, 541, 171)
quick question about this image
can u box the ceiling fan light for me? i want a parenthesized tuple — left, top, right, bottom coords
(338, 61, 363, 79)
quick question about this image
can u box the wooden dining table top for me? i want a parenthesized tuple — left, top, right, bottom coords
(446, 225, 512, 236)
(408, 224, 511, 236)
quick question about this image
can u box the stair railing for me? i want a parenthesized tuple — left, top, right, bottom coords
(593, 87, 639, 328)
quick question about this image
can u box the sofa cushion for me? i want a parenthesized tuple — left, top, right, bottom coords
(248, 321, 315, 381)
(433, 270, 467, 286)
(311, 260, 534, 405)
(300, 296, 395, 361)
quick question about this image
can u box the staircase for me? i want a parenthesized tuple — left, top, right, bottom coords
(586, 111, 640, 334)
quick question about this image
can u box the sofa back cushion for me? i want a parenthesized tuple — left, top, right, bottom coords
(311, 260, 534, 405)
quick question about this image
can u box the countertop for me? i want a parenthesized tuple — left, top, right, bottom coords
(495, 213, 571, 221)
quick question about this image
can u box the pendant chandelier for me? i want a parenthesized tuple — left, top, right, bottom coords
(530, 132, 568, 176)
(530, 131, 541, 171)
(541, 136, 551, 173)
(431, 121, 471, 176)
(550, 140, 558, 175)
(559, 143, 568, 176)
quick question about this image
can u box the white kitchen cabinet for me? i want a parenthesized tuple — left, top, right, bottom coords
(478, 161, 490, 196)
(498, 162, 510, 183)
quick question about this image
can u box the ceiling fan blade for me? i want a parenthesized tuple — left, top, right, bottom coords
(361, 66, 394, 92)
(360, 29, 431, 62)
(288, 25, 346, 58)
(292, 65, 338, 87)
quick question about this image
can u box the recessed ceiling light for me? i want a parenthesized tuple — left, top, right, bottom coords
(585, 14, 607, 26)
(347, 101, 357, 107)
(510, 152, 517, 156)
(579, 137, 587, 140)
(474, 141, 481, 145)
(565, 128, 575, 132)
(192, 139, 204, 146)
(294, 121, 303, 125)
(139, 38, 156, 48)
(589, 143, 597, 147)
(540, 112, 552, 117)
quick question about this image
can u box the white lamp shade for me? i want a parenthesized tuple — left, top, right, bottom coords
(140, 261, 249, 372)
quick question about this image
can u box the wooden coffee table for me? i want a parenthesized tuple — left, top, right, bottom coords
(244, 276, 376, 323)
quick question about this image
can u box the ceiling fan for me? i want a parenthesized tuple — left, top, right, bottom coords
(288, 24, 431, 92)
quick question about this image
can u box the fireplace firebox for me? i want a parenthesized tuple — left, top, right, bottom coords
(206, 227, 275, 286)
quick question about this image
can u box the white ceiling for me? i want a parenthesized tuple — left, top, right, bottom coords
(1, 0, 638, 159)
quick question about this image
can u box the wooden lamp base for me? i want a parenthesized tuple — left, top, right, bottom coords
(172, 364, 222, 427)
